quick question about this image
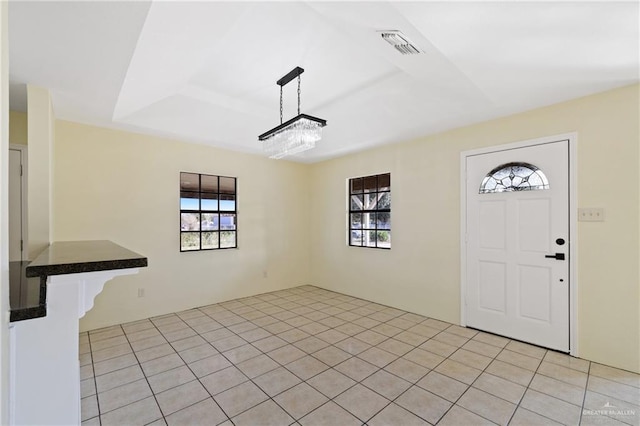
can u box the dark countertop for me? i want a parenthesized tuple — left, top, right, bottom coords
(9, 261, 46, 322)
(26, 240, 148, 278)
(10, 240, 147, 322)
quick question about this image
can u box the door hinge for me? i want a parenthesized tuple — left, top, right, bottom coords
(20, 165, 23, 176)
(20, 240, 23, 252)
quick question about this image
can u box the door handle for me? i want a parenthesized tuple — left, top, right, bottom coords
(545, 253, 565, 260)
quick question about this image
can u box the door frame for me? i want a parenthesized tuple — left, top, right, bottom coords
(9, 143, 28, 261)
(460, 133, 578, 356)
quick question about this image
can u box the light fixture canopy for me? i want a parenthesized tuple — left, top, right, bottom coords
(259, 66, 327, 159)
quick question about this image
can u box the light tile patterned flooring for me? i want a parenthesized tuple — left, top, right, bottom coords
(80, 286, 640, 426)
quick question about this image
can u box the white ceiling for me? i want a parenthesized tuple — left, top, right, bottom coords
(8, 1, 639, 163)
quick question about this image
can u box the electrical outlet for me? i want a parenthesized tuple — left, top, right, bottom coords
(578, 208, 605, 222)
(137, 288, 145, 298)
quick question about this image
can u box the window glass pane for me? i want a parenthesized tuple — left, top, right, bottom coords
(363, 176, 377, 193)
(528, 171, 546, 188)
(350, 195, 363, 211)
(350, 213, 362, 229)
(201, 213, 219, 231)
(220, 194, 235, 211)
(201, 175, 218, 193)
(181, 213, 200, 231)
(180, 192, 199, 210)
(201, 193, 218, 211)
(181, 232, 200, 251)
(364, 212, 377, 229)
(219, 177, 236, 194)
(377, 192, 391, 210)
(350, 178, 363, 194)
(180, 173, 199, 192)
(376, 231, 391, 248)
(220, 231, 236, 248)
(363, 192, 379, 210)
(374, 212, 390, 229)
(220, 213, 236, 230)
(350, 230, 363, 246)
(365, 230, 377, 247)
(202, 232, 219, 249)
(378, 173, 390, 191)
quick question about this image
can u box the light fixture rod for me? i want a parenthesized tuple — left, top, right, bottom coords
(277, 66, 304, 87)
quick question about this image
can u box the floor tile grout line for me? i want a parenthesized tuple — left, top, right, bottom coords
(202, 290, 359, 423)
(168, 290, 356, 423)
(95, 289, 359, 422)
(201, 288, 406, 423)
(274, 289, 546, 423)
(503, 345, 591, 425)
(492, 342, 544, 425)
(168, 288, 440, 423)
(579, 361, 592, 426)
(153, 308, 254, 423)
(119, 321, 169, 425)
(85, 331, 102, 425)
(580, 364, 639, 426)
(82, 286, 636, 426)
(92, 288, 460, 424)
(98, 318, 214, 421)
(386, 325, 481, 425)
(149, 311, 259, 423)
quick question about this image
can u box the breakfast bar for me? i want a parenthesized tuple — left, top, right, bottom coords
(9, 240, 147, 425)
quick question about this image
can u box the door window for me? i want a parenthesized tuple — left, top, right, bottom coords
(479, 162, 549, 193)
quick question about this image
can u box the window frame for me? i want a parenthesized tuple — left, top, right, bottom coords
(180, 172, 237, 252)
(348, 172, 391, 249)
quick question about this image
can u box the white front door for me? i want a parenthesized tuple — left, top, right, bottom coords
(465, 140, 569, 352)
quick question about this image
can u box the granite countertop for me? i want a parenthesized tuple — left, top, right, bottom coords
(10, 240, 148, 322)
(26, 240, 148, 278)
(9, 261, 46, 322)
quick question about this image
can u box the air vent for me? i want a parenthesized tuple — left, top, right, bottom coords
(380, 30, 421, 55)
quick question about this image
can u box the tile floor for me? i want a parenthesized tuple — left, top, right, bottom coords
(80, 286, 640, 426)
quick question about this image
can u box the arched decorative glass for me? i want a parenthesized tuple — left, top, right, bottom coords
(479, 162, 549, 193)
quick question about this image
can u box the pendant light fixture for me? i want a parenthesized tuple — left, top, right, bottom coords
(258, 67, 327, 159)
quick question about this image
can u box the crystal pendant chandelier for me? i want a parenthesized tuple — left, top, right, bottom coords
(258, 67, 327, 159)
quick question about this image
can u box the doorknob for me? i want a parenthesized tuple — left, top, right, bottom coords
(545, 253, 565, 260)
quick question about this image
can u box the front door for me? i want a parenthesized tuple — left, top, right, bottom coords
(465, 140, 569, 351)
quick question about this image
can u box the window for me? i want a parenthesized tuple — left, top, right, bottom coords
(180, 172, 237, 251)
(348, 173, 391, 249)
(479, 162, 549, 194)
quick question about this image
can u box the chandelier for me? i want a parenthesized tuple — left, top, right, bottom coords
(258, 67, 327, 159)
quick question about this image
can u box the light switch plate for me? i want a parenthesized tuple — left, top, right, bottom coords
(578, 208, 605, 222)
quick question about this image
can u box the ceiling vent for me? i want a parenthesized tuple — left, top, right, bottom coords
(380, 30, 421, 55)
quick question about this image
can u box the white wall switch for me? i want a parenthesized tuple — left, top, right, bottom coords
(578, 208, 605, 222)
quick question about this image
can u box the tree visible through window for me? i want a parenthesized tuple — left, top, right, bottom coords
(180, 172, 237, 251)
(348, 173, 391, 249)
(479, 162, 549, 193)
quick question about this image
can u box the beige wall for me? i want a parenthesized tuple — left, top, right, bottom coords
(9, 110, 27, 145)
(27, 86, 54, 259)
(35, 84, 640, 373)
(309, 84, 640, 373)
(53, 121, 311, 331)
